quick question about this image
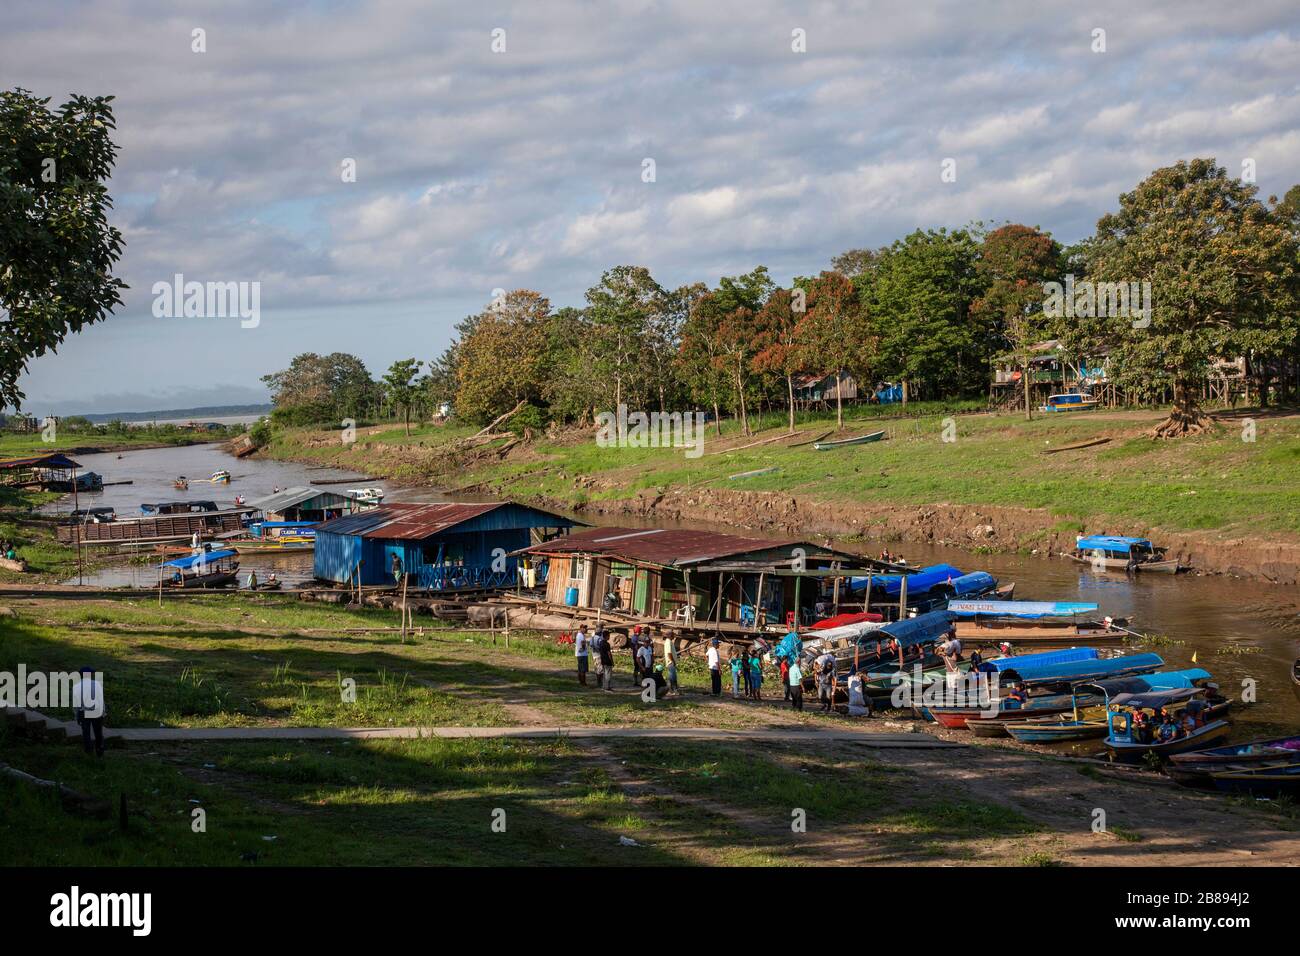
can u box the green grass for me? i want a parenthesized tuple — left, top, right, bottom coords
(264, 406, 1300, 539)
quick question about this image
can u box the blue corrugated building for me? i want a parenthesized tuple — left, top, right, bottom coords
(313, 501, 578, 590)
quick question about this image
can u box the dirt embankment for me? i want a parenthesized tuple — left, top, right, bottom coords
(261, 429, 1300, 585)
(528, 484, 1300, 585)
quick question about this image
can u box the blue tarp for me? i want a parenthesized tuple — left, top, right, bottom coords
(774, 631, 803, 662)
(947, 600, 1100, 619)
(989, 647, 1098, 672)
(1002, 652, 1164, 685)
(160, 549, 236, 570)
(876, 610, 957, 649)
(875, 384, 902, 404)
(848, 564, 965, 596)
(950, 571, 997, 596)
(1076, 535, 1152, 552)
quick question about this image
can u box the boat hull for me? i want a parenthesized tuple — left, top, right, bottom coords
(813, 430, 885, 451)
(1105, 720, 1231, 762)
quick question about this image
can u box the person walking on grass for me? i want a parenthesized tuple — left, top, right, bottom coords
(73, 666, 105, 757)
(663, 634, 680, 696)
(749, 651, 763, 701)
(787, 658, 805, 711)
(595, 626, 615, 692)
(707, 639, 722, 696)
(816, 651, 837, 713)
(574, 624, 590, 685)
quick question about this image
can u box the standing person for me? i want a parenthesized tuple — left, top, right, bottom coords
(629, 626, 643, 683)
(780, 655, 791, 701)
(937, 630, 963, 673)
(750, 651, 763, 701)
(707, 639, 722, 696)
(641, 630, 655, 675)
(788, 658, 805, 712)
(663, 635, 680, 696)
(73, 666, 105, 757)
(739, 646, 753, 699)
(730, 652, 743, 698)
(636, 639, 653, 687)
(816, 651, 837, 713)
(574, 625, 590, 685)
(390, 552, 403, 587)
(596, 627, 615, 692)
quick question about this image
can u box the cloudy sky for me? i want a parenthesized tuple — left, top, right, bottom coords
(4, 0, 1298, 414)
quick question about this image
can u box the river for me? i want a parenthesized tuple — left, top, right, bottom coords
(48, 442, 1300, 736)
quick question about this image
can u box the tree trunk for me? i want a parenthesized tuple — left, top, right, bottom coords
(835, 374, 843, 429)
(786, 374, 796, 433)
(1022, 357, 1032, 421)
(735, 369, 750, 436)
(404, 406, 410, 435)
(713, 402, 722, 437)
(1152, 379, 1211, 438)
(901, 378, 909, 406)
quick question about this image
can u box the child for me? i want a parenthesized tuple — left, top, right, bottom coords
(730, 654, 743, 698)
(750, 652, 763, 701)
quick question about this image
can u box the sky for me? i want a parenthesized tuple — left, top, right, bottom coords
(4, 0, 1299, 415)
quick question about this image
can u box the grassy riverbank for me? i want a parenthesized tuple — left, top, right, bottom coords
(263, 405, 1300, 540)
(0, 487, 94, 583)
(0, 429, 236, 457)
(3, 593, 1298, 866)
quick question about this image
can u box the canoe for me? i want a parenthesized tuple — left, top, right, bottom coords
(1211, 763, 1300, 798)
(813, 430, 885, 451)
(1169, 734, 1300, 769)
(1004, 714, 1109, 743)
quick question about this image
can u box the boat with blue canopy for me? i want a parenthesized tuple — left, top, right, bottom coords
(947, 600, 1099, 619)
(998, 652, 1164, 689)
(1101, 687, 1232, 761)
(159, 548, 240, 589)
(1068, 535, 1180, 573)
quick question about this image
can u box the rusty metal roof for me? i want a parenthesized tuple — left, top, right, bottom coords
(315, 501, 575, 540)
(518, 525, 829, 567)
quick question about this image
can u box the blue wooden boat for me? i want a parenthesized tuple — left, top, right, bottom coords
(999, 652, 1164, 688)
(1166, 734, 1300, 787)
(159, 548, 240, 589)
(1005, 714, 1109, 743)
(1101, 688, 1232, 762)
(813, 430, 885, 450)
(1040, 392, 1099, 413)
(1068, 535, 1179, 573)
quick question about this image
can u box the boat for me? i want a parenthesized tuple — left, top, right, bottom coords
(997, 652, 1165, 690)
(247, 578, 283, 591)
(210, 470, 232, 484)
(809, 611, 882, 630)
(230, 520, 317, 553)
(347, 486, 385, 504)
(173, 476, 189, 490)
(159, 548, 240, 589)
(1040, 392, 1100, 413)
(1067, 535, 1180, 573)
(1165, 735, 1300, 788)
(1210, 764, 1300, 798)
(1004, 713, 1110, 743)
(812, 430, 885, 451)
(1100, 688, 1232, 762)
(947, 600, 1100, 620)
(141, 500, 220, 516)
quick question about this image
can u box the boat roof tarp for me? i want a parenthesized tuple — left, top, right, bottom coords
(1078, 668, 1211, 698)
(1110, 688, 1201, 709)
(948, 600, 1100, 619)
(248, 486, 361, 512)
(847, 564, 964, 596)
(877, 610, 957, 647)
(1076, 535, 1152, 552)
(1001, 652, 1164, 685)
(950, 571, 997, 596)
(253, 520, 318, 528)
(989, 647, 1098, 672)
(160, 549, 236, 570)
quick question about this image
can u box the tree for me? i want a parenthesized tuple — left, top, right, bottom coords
(453, 290, 551, 426)
(752, 288, 807, 433)
(690, 268, 774, 436)
(584, 265, 664, 412)
(861, 228, 986, 403)
(970, 224, 1064, 419)
(794, 271, 870, 428)
(1082, 159, 1299, 437)
(0, 89, 126, 408)
(383, 358, 423, 435)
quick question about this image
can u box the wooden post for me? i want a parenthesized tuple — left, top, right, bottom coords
(753, 571, 765, 632)
(793, 572, 802, 628)
(400, 572, 409, 642)
(864, 572, 873, 615)
(831, 572, 841, 616)
(898, 573, 908, 620)
(71, 468, 83, 585)
(684, 569, 693, 629)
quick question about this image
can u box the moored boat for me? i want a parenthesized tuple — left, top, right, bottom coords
(812, 430, 885, 451)
(1166, 734, 1300, 788)
(159, 548, 240, 589)
(1040, 392, 1099, 413)
(1067, 535, 1180, 573)
(210, 469, 232, 484)
(173, 476, 189, 490)
(1210, 763, 1300, 798)
(1101, 687, 1232, 762)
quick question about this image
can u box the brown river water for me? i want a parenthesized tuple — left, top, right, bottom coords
(48, 443, 1300, 738)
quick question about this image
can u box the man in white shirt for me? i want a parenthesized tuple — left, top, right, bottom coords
(706, 639, 722, 696)
(574, 625, 590, 685)
(73, 667, 106, 757)
(847, 668, 871, 717)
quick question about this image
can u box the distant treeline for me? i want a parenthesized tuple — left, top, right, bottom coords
(259, 160, 1300, 439)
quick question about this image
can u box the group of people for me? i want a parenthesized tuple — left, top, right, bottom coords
(572, 623, 680, 696)
(1132, 703, 1208, 744)
(0, 538, 19, 562)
